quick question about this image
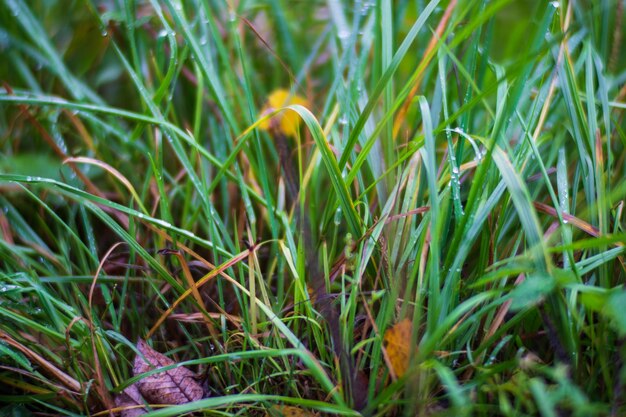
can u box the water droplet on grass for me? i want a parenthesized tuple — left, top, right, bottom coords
(0, 284, 18, 293)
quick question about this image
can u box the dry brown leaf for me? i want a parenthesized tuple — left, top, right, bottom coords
(114, 384, 147, 417)
(383, 319, 415, 378)
(132, 339, 204, 405)
(265, 405, 319, 417)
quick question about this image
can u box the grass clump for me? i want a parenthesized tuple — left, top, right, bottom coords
(0, 0, 625, 416)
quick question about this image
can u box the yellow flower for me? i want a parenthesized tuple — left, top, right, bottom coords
(259, 89, 309, 137)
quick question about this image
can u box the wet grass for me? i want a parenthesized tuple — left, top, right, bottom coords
(0, 0, 625, 416)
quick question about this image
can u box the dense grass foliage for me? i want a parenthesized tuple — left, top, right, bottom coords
(1, 0, 625, 415)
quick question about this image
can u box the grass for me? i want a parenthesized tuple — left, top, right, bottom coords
(0, 0, 625, 415)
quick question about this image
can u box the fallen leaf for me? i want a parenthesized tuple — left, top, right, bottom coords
(114, 384, 148, 417)
(383, 319, 414, 378)
(132, 339, 204, 405)
(266, 405, 318, 417)
(259, 89, 308, 137)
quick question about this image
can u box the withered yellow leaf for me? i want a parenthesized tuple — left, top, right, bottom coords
(265, 405, 318, 417)
(259, 89, 308, 137)
(383, 318, 415, 378)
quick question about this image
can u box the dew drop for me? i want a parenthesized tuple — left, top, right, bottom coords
(152, 218, 172, 228)
(334, 207, 343, 226)
(338, 29, 350, 40)
(0, 284, 18, 293)
(180, 230, 196, 239)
